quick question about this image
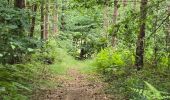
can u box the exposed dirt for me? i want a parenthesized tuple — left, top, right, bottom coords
(34, 68, 113, 100)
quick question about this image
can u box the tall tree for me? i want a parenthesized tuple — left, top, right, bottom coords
(41, 0, 45, 39)
(153, 3, 159, 67)
(61, 0, 66, 31)
(30, 3, 38, 37)
(123, 0, 127, 7)
(167, 4, 170, 68)
(14, 0, 25, 8)
(134, 0, 137, 10)
(135, 0, 148, 70)
(44, 0, 49, 40)
(103, 0, 109, 39)
(112, 0, 118, 47)
(53, 0, 59, 35)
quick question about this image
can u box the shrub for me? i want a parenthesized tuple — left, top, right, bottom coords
(0, 64, 33, 100)
(94, 47, 134, 75)
(131, 81, 170, 100)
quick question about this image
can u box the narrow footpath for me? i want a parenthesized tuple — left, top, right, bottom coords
(35, 68, 114, 100)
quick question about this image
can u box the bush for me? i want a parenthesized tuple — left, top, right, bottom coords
(131, 81, 170, 100)
(94, 48, 134, 75)
(94, 47, 170, 99)
(0, 64, 34, 100)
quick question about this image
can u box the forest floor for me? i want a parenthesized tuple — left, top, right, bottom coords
(33, 64, 114, 100)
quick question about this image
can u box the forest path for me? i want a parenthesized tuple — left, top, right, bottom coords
(35, 66, 113, 100)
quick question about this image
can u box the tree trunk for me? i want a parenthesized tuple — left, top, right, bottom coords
(53, 0, 58, 35)
(134, 0, 137, 10)
(135, 0, 148, 70)
(61, 0, 66, 31)
(112, 0, 118, 47)
(44, 0, 49, 40)
(14, 0, 25, 8)
(103, 0, 109, 39)
(41, 0, 45, 40)
(153, 16, 158, 67)
(153, 4, 159, 67)
(167, 5, 170, 68)
(123, 0, 127, 7)
(30, 4, 37, 37)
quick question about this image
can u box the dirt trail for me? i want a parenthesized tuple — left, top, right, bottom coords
(35, 68, 113, 100)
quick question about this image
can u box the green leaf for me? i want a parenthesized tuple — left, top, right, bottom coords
(27, 48, 34, 52)
(11, 45, 16, 50)
(8, 25, 18, 29)
(13, 82, 31, 91)
(0, 54, 3, 57)
(0, 87, 6, 92)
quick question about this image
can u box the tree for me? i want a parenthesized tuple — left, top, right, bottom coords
(135, 0, 148, 70)
(30, 3, 38, 37)
(123, 0, 127, 7)
(44, 0, 49, 40)
(41, 0, 45, 39)
(53, 0, 59, 36)
(134, 0, 137, 10)
(167, 4, 170, 68)
(61, 0, 66, 31)
(14, 0, 25, 8)
(103, 0, 109, 39)
(112, 0, 119, 47)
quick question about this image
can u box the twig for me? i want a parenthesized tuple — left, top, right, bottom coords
(147, 15, 170, 40)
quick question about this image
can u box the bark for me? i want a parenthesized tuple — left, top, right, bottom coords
(112, 0, 118, 47)
(30, 4, 38, 37)
(135, 0, 148, 70)
(41, 0, 45, 39)
(167, 5, 170, 68)
(153, 4, 159, 67)
(44, 0, 49, 40)
(153, 16, 158, 67)
(53, 0, 58, 35)
(61, 0, 66, 31)
(134, 0, 137, 10)
(123, 0, 127, 7)
(14, 0, 25, 8)
(103, 0, 109, 39)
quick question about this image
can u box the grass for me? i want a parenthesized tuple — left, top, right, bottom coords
(49, 55, 78, 75)
(50, 55, 97, 75)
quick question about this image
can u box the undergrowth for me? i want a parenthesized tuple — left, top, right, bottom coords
(94, 47, 170, 100)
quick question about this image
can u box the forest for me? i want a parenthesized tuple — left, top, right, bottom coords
(0, 0, 170, 100)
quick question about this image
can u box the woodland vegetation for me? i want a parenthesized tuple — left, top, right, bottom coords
(0, 0, 170, 100)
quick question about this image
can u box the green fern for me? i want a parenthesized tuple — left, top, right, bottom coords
(131, 81, 170, 100)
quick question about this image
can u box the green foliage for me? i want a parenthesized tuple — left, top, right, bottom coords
(0, 64, 33, 100)
(94, 47, 134, 75)
(0, 1, 40, 64)
(131, 81, 170, 100)
(0, 38, 67, 99)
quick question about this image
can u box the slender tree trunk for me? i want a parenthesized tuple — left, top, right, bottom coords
(153, 4, 159, 67)
(41, 0, 45, 40)
(103, 0, 109, 39)
(14, 0, 25, 34)
(30, 4, 37, 37)
(153, 16, 158, 67)
(112, 0, 118, 47)
(167, 5, 170, 68)
(14, 0, 25, 8)
(123, 0, 127, 7)
(135, 0, 148, 70)
(44, 0, 49, 40)
(134, 0, 137, 10)
(61, 0, 66, 31)
(53, 0, 58, 35)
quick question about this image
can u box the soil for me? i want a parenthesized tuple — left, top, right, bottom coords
(34, 68, 114, 100)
